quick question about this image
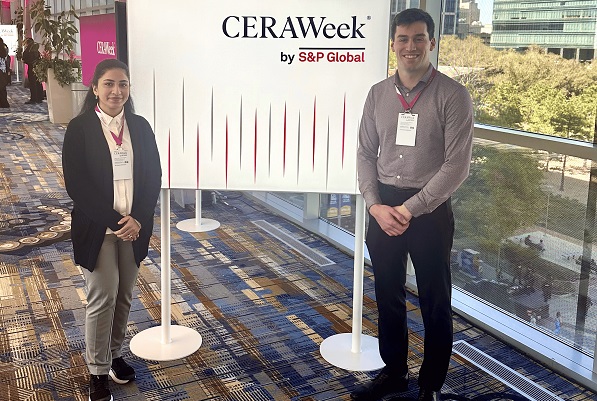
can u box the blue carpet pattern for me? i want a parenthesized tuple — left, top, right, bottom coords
(0, 84, 596, 401)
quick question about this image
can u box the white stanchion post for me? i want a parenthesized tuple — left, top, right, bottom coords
(196, 190, 202, 227)
(161, 188, 171, 344)
(130, 188, 203, 361)
(350, 194, 365, 354)
(320, 194, 384, 371)
(176, 190, 220, 232)
(14, 60, 20, 83)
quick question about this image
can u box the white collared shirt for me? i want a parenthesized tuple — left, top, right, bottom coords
(95, 106, 135, 234)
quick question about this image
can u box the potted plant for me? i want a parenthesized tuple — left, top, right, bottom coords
(30, 0, 81, 123)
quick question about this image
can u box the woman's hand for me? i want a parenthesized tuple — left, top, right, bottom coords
(114, 215, 141, 241)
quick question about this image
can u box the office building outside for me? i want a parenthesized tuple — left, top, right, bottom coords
(458, 0, 482, 38)
(390, 0, 459, 36)
(491, 0, 597, 61)
(391, 0, 421, 15)
(390, 0, 421, 33)
(442, 0, 459, 35)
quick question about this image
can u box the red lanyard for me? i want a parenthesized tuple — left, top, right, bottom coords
(395, 68, 437, 113)
(95, 105, 125, 146)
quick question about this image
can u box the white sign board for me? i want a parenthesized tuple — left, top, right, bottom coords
(0, 25, 18, 56)
(127, 0, 389, 193)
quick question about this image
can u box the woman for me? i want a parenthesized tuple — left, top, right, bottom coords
(22, 38, 44, 104)
(62, 59, 161, 401)
(0, 37, 10, 108)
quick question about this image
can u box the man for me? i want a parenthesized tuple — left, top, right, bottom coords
(352, 8, 473, 401)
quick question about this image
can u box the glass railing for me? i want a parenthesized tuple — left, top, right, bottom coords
(253, 127, 597, 390)
(452, 135, 596, 355)
(310, 127, 597, 356)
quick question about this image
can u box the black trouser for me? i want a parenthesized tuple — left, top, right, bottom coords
(28, 67, 43, 102)
(0, 83, 8, 107)
(366, 182, 454, 391)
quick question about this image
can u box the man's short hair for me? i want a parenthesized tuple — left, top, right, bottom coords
(391, 8, 435, 40)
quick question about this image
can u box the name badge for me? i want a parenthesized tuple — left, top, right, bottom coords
(112, 149, 132, 180)
(396, 113, 418, 146)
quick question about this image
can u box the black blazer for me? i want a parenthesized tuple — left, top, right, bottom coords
(62, 109, 162, 271)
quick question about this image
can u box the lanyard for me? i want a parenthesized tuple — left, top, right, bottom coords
(394, 68, 437, 113)
(95, 105, 125, 147)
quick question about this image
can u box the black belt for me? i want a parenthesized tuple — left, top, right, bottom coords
(378, 181, 420, 196)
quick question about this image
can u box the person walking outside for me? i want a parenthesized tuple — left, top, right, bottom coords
(352, 8, 473, 401)
(554, 311, 562, 335)
(62, 59, 162, 401)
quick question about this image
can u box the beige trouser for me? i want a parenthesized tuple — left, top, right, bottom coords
(83, 234, 138, 375)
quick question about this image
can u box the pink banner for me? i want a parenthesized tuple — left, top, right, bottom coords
(80, 13, 117, 86)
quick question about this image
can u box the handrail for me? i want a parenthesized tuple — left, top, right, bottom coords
(474, 124, 597, 161)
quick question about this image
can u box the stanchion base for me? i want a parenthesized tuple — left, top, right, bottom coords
(130, 325, 202, 361)
(176, 218, 220, 232)
(320, 333, 384, 371)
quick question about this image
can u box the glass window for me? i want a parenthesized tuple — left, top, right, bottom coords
(451, 139, 596, 354)
(439, 0, 597, 141)
(391, 0, 422, 18)
(319, 194, 357, 233)
(273, 193, 304, 209)
(444, 0, 458, 13)
(443, 14, 456, 34)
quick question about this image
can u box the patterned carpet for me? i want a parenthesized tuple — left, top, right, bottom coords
(1, 83, 596, 401)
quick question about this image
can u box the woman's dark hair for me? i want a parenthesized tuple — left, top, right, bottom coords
(390, 8, 435, 41)
(0, 37, 7, 58)
(79, 58, 135, 115)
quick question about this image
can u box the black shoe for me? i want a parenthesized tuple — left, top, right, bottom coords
(25, 100, 35, 104)
(89, 374, 112, 401)
(351, 368, 409, 400)
(109, 356, 136, 384)
(418, 389, 441, 401)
